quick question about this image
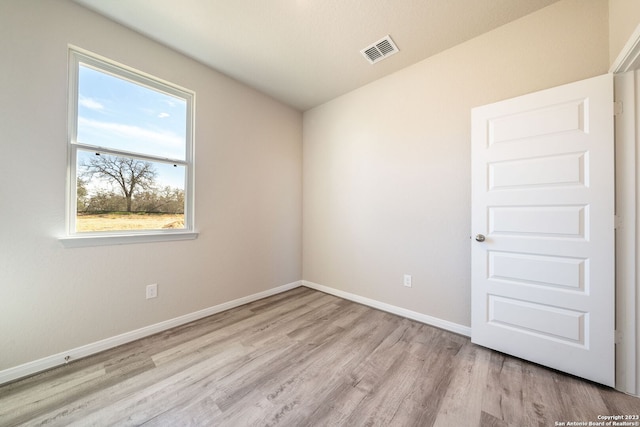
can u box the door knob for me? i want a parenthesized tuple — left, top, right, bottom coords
(475, 234, 486, 242)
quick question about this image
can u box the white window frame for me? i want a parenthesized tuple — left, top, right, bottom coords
(60, 47, 197, 248)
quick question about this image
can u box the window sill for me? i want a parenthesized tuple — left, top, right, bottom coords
(59, 231, 198, 248)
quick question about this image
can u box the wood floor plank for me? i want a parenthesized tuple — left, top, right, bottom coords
(142, 395, 223, 427)
(67, 344, 251, 426)
(343, 354, 430, 426)
(265, 315, 412, 426)
(432, 343, 491, 427)
(0, 363, 107, 424)
(480, 410, 510, 427)
(481, 352, 525, 426)
(521, 361, 567, 426)
(292, 314, 414, 426)
(392, 329, 466, 427)
(599, 386, 640, 413)
(556, 373, 610, 421)
(0, 287, 638, 426)
(21, 342, 250, 426)
(213, 308, 394, 425)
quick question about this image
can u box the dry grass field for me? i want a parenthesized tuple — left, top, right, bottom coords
(76, 213, 185, 232)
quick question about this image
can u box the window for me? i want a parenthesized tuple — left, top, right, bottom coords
(64, 48, 195, 246)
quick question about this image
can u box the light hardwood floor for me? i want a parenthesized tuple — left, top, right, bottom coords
(0, 287, 638, 426)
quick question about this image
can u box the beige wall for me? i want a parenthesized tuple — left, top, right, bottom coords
(609, 0, 640, 65)
(0, 0, 620, 376)
(302, 0, 609, 328)
(0, 0, 302, 370)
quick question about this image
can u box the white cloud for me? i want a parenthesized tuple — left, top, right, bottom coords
(77, 117, 184, 158)
(79, 96, 104, 110)
(158, 112, 170, 118)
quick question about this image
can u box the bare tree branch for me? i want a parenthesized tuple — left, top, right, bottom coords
(80, 154, 157, 212)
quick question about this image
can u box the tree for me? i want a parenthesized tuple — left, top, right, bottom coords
(76, 177, 88, 212)
(134, 186, 185, 214)
(80, 154, 157, 212)
(84, 189, 126, 213)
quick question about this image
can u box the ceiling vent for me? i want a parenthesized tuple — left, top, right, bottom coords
(360, 35, 399, 64)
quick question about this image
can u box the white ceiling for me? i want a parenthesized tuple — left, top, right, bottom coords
(73, 0, 561, 111)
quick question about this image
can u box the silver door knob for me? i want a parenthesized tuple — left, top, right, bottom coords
(475, 234, 486, 242)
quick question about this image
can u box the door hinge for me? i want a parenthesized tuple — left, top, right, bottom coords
(614, 101, 623, 116)
(615, 330, 623, 345)
(615, 215, 623, 229)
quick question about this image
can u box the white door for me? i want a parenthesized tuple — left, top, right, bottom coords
(471, 74, 615, 386)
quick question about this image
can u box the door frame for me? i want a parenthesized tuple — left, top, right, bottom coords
(610, 23, 640, 396)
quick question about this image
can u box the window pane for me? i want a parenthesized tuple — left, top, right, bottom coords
(76, 150, 186, 232)
(77, 64, 187, 160)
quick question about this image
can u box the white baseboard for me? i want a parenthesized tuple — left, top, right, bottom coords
(0, 280, 302, 386)
(1, 279, 471, 386)
(302, 280, 471, 337)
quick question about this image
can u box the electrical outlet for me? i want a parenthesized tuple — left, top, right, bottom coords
(403, 274, 412, 287)
(146, 283, 158, 299)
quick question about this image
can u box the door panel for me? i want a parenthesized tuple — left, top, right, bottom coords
(488, 295, 586, 344)
(471, 74, 614, 386)
(489, 152, 587, 189)
(489, 205, 587, 237)
(488, 251, 586, 290)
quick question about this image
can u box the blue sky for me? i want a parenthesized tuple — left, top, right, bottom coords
(77, 65, 187, 190)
